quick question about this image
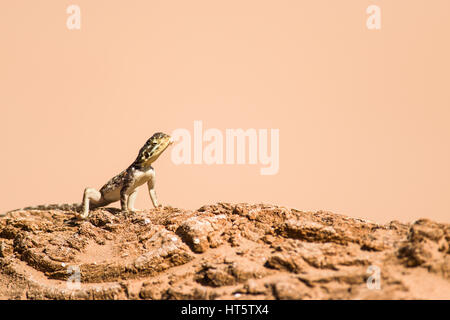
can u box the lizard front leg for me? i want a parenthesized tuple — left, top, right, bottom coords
(147, 179, 160, 208)
(127, 189, 138, 212)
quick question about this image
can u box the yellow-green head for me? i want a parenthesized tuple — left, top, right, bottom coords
(137, 132, 173, 166)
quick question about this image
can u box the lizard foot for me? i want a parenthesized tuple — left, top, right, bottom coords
(77, 211, 90, 220)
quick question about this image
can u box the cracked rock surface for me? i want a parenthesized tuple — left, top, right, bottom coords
(0, 203, 449, 299)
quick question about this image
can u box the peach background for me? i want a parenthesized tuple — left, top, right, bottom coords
(1, 1, 449, 223)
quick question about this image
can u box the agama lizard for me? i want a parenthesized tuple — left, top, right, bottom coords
(3, 132, 173, 219)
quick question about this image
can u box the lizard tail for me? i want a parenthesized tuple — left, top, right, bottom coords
(2, 203, 82, 217)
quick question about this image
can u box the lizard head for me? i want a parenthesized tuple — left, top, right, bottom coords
(137, 132, 173, 166)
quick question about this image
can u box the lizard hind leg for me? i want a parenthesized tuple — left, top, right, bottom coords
(80, 187, 103, 219)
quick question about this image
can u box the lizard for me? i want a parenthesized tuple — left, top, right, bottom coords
(2, 132, 174, 219)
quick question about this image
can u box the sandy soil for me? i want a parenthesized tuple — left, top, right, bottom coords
(0, 203, 449, 299)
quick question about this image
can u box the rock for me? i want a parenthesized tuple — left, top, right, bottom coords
(0, 240, 13, 258)
(265, 252, 308, 273)
(0, 203, 449, 299)
(176, 214, 230, 253)
(398, 219, 450, 278)
(271, 279, 311, 300)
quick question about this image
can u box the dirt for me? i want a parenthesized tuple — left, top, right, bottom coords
(0, 203, 449, 300)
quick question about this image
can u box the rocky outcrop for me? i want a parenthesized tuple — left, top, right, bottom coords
(0, 203, 449, 299)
